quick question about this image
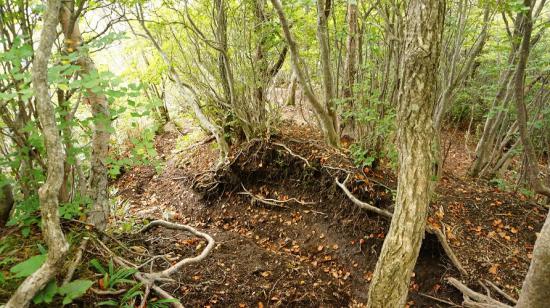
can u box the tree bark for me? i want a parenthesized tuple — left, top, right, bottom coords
(341, 0, 358, 134)
(316, 0, 337, 131)
(516, 209, 550, 307)
(135, 7, 230, 162)
(59, 3, 111, 231)
(366, 0, 443, 306)
(270, 0, 339, 147)
(511, 0, 550, 198)
(6, 1, 70, 306)
(0, 181, 14, 226)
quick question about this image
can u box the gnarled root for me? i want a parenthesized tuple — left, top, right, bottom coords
(336, 174, 468, 276)
(447, 277, 512, 308)
(93, 220, 215, 307)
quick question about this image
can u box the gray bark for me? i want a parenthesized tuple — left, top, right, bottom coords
(516, 209, 550, 307)
(59, 3, 111, 231)
(511, 0, 550, 198)
(270, 0, 340, 147)
(6, 0, 70, 306)
(366, 0, 443, 306)
(316, 0, 337, 131)
(136, 12, 230, 162)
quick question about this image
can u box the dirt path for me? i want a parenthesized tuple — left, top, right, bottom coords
(112, 123, 544, 307)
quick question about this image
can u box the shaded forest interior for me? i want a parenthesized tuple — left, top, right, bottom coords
(1, 0, 549, 307)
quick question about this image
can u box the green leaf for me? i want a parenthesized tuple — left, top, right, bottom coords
(10, 254, 47, 278)
(58, 279, 93, 305)
(33, 280, 58, 304)
(89, 259, 107, 274)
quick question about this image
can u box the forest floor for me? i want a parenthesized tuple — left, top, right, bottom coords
(107, 119, 545, 307)
(0, 117, 546, 307)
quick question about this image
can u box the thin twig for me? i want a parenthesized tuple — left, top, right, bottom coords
(418, 292, 459, 307)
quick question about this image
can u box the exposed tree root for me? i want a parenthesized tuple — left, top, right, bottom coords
(485, 279, 518, 304)
(447, 277, 512, 308)
(272, 142, 312, 167)
(91, 220, 214, 307)
(63, 237, 89, 284)
(238, 183, 316, 208)
(428, 226, 468, 276)
(336, 174, 468, 276)
(335, 174, 393, 219)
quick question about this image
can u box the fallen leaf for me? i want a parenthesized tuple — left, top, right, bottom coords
(489, 264, 499, 275)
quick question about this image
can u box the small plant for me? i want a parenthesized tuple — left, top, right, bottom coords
(489, 178, 507, 191)
(89, 258, 137, 290)
(349, 143, 377, 168)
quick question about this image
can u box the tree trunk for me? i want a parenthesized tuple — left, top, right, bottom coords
(366, 0, 443, 306)
(316, 0, 337, 131)
(6, 1, 70, 306)
(511, 0, 550, 198)
(0, 181, 14, 226)
(271, 0, 339, 147)
(341, 0, 358, 134)
(136, 7, 230, 162)
(516, 208, 550, 306)
(286, 71, 298, 106)
(59, 3, 112, 231)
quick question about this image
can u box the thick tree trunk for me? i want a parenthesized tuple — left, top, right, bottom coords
(511, 0, 550, 198)
(271, 0, 339, 147)
(0, 181, 14, 226)
(366, 0, 443, 306)
(517, 209, 550, 307)
(59, 4, 111, 231)
(6, 1, 69, 306)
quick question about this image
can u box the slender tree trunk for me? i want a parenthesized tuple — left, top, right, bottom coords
(59, 4, 111, 231)
(136, 10, 230, 162)
(316, 0, 337, 131)
(6, 1, 69, 306)
(271, 0, 339, 147)
(366, 0, 443, 306)
(342, 0, 358, 134)
(286, 71, 298, 106)
(512, 0, 550, 198)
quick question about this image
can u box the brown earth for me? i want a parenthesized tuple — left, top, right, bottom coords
(107, 122, 544, 307)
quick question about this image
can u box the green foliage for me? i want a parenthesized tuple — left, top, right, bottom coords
(32, 279, 94, 306)
(9, 254, 46, 278)
(6, 195, 40, 237)
(98, 282, 143, 308)
(89, 258, 137, 290)
(349, 143, 377, 168)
